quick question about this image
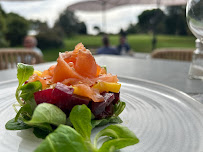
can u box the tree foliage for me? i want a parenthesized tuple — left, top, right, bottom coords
(165, 6, 188, 35)
(126, 6, 190, 36)
(0, 4, 8, 47)
(36, 29, 64, 49)
(78, 22, 87, 34)
(138, 9, 166, 33)
(29, 19, 49, 34)
(0, 8, 6, 32)
(28, 20, 64, 49)
(5, 13, 29, 46)
(93, 26, 101, 35)
(54, 9, 87, 36)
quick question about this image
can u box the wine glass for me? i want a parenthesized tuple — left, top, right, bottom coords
(186, 0, 203, 43)
(186, 0, 203, 79)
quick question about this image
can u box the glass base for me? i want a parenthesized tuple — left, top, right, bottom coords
(188, 65, 203, 80)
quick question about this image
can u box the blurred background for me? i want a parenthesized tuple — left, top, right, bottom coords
(0, 0, 195, 62)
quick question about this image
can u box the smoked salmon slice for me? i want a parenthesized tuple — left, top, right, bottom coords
(53, 52, 84, 83)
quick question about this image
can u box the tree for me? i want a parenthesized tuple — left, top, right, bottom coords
(36, 29, 64, 49)
(126, 23, 141, 34)
(54, 9, 87, 36)
(0, 4, 8, 47)
(0, 4, 6, 17)
(5, 13, 29, 46)
(165, 6, 188, 35)
(119, 28, 127, 36)
(0, 5, 6, 32)
(54, 10, 79, 36)
(29, 19, 49, 34)
(29, 20, 65, 49)
(93, 25, 101, 35)
(78, 22, 87, 34)
(138, 9, 166, 34)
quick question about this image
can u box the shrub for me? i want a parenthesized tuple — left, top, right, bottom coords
(36, 30, 64, 49)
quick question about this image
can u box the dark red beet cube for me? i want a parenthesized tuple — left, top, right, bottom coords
(112, 92, 120, 104)
(96, 103, 114, 119)
(52, 82, 74, 111)
(91, 93, 115, 116)
(34, 89, 53, 105)
(68, 95, 90, 111)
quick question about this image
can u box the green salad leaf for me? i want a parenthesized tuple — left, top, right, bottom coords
(35, 125, 89, 152)
(5, 118, 31, 130)
(69, 104, 92, 140)
(26, 103, 66, 127)
(91, 116, 122, 128)
(33, 127, 52, 139)
(20, 81, 42, 101)
(16, 63, 34, 105)
(114, 101, 126, 116)
(14, 81, 42, 122)
(15, 104, 32, 121)
(35, 105, 139, 152)
(95, 124, 139, 152)
(20, 81, 42, 111)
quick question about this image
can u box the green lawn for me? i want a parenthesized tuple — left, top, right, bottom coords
(42, 34, 196, 62)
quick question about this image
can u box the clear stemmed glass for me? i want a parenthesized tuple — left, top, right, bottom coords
(186, 0, 203, 79)
(186, 0, 203, 43)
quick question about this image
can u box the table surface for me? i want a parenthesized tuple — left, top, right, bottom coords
(1, 55, 203, 96)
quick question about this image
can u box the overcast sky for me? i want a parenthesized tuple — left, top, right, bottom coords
(0, 0, 158, 34)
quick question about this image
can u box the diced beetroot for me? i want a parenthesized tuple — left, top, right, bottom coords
(52, 82, 74, 111)
(91, 93, 115, 116)
(96, 103, 114, 119)
(68, 95, 90, 111)
(53, 82, 74, 98)
(34, 89, 53, 104)
(34, 82, 119, 119)
(112, 92, 120, 104)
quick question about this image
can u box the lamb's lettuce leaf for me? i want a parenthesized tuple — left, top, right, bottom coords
(91, 116, 122, 128)
(27, 105, 65, 134)
(35, 105, 139, 152)
(13, 64, 41, 123)
(16, 63, 34, 105)
(15, 104, 32, 121)
(33, 127, 52, 139)
(20, 81, 42, 101)
(20, 81, 42, 111)
(69, 104, 92, 140)
(34, 125, 89, 152)
(95, 124, 139, 152)
(114, 101, 126, 116)
(14, 81, 42, 122)
(5, 118, 31, 130)
(25, 103, 66, 127)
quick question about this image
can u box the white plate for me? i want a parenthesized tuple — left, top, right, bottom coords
(0, 77, 203, 152)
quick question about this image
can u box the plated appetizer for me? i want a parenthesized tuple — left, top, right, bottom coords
(5, 43, 139, 152)
(30, 43, 123, 120)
